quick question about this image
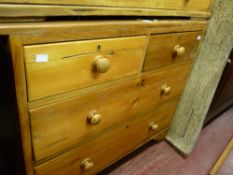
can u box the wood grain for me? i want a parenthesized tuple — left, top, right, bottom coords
(4, 18, 208, 174)
(30, 62, 191, 161)
(9, 36, 33, 175)
(24, 36, 146, 101)
(0, 4, 211, 18)
(0, 17, 45, 22)
(34, 99, 179, 175)
(0, 21, 207, 45)
(144, 31, 203, 71)
(0, 0, 212, 12)
(27, 61, 193, 109)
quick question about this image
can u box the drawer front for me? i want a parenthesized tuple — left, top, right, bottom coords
(31, 63, 191, 161)
(24, 36, 146, 101)
(143, 31, 203, 72)
(34, 99, 178, 175)
(7, 0, 212, 12)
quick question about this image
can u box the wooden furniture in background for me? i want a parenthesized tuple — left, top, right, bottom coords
(0, 0, 212, 18)
(206, 48, 233, 123)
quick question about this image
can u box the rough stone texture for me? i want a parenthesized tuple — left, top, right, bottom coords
(166, 0, 233, 155)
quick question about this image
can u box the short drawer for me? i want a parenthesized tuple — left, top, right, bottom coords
(30, 63, 191, 161)
(34, 99, 178, 175)
(24, 36, 146, 101)
(143, 31, 203, 71)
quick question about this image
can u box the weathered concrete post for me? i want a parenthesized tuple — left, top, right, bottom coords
(166, 0, 233, 155)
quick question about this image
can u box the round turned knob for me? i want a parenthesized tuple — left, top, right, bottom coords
(149, 122, 159, 131)
(173, 45, 186, 57)
(80, 158, 94, 171)
(161, 84, 171, 95)
(87, 111, 102, 125)
(94, 55, 110, 73)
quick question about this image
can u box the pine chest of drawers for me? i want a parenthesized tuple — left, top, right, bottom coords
(2, 20, 207, 175)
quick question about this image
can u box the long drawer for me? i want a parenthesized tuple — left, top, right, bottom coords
(30, 63, 191, 161)
(34, 99, 179, 175)
(24, 36, 146, 101)
(1, 0, 212, 12)
(143, 31, 203, 72)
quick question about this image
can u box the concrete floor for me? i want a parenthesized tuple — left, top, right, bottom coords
(99, 107, 233, 175)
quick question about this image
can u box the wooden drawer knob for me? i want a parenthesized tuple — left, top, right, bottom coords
(87, 111, 102, 125)
(149, 122, 159, 131)
(161, 84, 171, 95)
(173, 45, 186, 57)
(81, 158, 94, 171)
(94, 55, 110, 73)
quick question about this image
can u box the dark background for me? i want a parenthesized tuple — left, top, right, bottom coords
(0, 37, 25, 175)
